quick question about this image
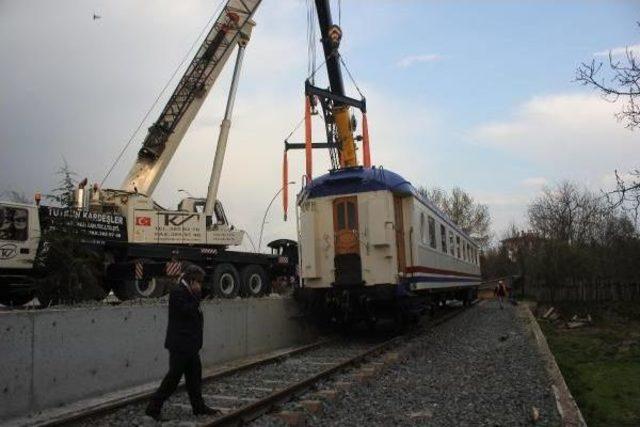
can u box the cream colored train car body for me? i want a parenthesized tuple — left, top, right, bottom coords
(297, 167, 480, 314)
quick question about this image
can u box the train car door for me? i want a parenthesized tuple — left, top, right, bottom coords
(393, 196, 406, 274)
(333, 196, 362, 285)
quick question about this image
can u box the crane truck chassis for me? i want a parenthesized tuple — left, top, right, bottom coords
(0, 201, 298, 306)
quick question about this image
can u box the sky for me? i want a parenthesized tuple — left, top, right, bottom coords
(0, 0, 638, 250)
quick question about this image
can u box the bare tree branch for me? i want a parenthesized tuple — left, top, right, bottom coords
(576, 30, 640, 129)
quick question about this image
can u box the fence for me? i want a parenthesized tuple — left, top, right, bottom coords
(522, 280, 640, 303)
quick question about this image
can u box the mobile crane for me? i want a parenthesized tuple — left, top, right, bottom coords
(0, 0, 298, 306)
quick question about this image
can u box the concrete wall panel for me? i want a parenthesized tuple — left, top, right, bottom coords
(0, 313, 32, 417)
(201, 300, 248, 367)
(31, 307, 168, 410)
(0, 297, 311, 420)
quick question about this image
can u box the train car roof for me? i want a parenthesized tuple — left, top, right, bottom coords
(300, 166, 477, 245)
(302, 167, 413, 198)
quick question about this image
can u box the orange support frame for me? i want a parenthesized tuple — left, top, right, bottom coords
(305, 96, 313, 181)
(362, 112, 371, 168)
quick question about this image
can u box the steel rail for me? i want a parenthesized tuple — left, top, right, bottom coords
(38, 339, 333, 427)
(206, 306, 469, 426)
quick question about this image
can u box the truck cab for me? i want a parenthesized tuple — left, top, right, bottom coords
(0, 202, 40, 305)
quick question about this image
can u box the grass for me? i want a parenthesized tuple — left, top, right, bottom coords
(540, 303, 640, 427)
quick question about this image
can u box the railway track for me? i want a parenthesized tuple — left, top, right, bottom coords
(36, 305, 470, 427)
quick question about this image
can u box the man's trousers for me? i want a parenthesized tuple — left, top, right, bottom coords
(150, 350, 206, 410)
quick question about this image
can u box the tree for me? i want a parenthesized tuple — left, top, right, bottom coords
(0, 190, 30, 204)
(605, 169, 640, 225)
(36, 160, 105, 304)
(528, 181, 610, 244)
(576, 28, 640, 129)
(46, 159, 78, 208)
(417, 186, 491, 248)
(576, 26, 640, 222)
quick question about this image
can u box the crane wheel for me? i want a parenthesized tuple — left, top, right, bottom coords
(240, 265, 268, 297)
(0, 290, 34, 307)
(211, 263, 240, 299)
(113, 278, 165, 301)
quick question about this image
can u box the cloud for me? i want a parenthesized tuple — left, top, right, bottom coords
(471, 93, 638, 186)
(396, 53, 442, 68)
(521, 177, 547, 187)
(594, 43, 640, 57)
(469, 93, 640, 237)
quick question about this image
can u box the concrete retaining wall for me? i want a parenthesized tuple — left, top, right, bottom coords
(0, 297, 313, 420)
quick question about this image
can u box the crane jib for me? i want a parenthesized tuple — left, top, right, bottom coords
(139, 6, 253, 160)
(121, 0, 262, 196)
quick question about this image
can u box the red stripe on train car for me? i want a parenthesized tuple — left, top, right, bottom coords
(405, 265, 481, 279)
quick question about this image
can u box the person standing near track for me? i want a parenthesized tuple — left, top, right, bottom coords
(494, 280, 507, 309)
(146, 264, 220, 421)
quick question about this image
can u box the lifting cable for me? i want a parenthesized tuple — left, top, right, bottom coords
(283, 115, 307, 143)
(306, 0, 317, 85)
(339, 54, 364, 100)
(100, 0, 227, 187)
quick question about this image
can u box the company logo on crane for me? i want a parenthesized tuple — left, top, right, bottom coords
(0, 244, 17, 260)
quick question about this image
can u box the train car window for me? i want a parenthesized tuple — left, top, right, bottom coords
(456, 236, 461, 258)
(440, 224, 447, 253)
(337, 202, 346, 230)
(428, 216, 436, 249)
(346, 201, 357, 230)
(420, 213, 426, 244)
(0, 206, 28, 241)
(449, 231, 454, 256)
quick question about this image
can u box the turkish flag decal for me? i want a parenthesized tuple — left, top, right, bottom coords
(136, 216, 151, 227)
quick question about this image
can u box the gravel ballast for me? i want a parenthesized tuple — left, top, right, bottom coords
(280, 301, 561, 426)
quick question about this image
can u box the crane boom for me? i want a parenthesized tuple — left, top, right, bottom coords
(313, 0, 359, 169)
(121, 0, 261, 196)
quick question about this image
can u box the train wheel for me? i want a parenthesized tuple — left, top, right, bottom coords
(211, 264, 240, 299)
(240, 265, 268, 297)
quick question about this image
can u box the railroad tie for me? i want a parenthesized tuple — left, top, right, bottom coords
(262, 379, 286, 384)
(383, 352, 400, 365)
(352, 368, 374, 382)
(275, 410, 306, 426)
(305, 361, 337, 366)
(298, 399, 323, 414)
(246, 386, 274, 392)
(334, 381, 353, 391)
(313, 389, 340, 401)
(202, 393, 257, 402)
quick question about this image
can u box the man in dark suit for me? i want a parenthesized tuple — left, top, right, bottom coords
(146, 264, 219, 420)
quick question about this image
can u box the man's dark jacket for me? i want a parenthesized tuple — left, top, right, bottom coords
(164, 283, 203, 354)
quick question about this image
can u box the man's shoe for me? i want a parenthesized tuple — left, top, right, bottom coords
(193, 405, 221, 416)
(145, 403, 163, 421)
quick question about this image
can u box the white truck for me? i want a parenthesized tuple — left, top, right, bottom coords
(0, 0, 298, 306)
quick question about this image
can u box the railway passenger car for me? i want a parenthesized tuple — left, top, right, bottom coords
(296, 166, 481, 323)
